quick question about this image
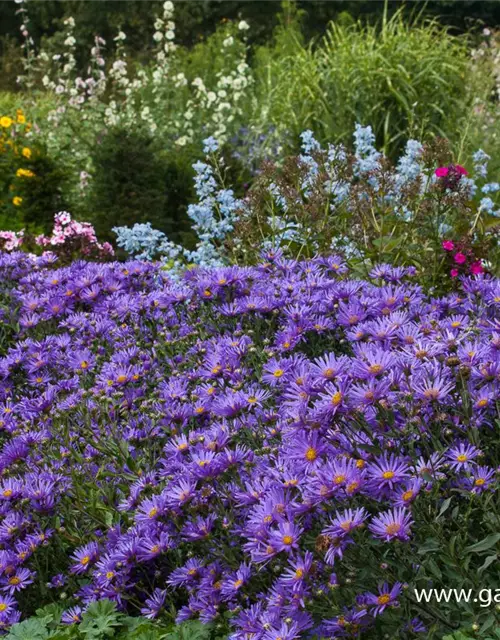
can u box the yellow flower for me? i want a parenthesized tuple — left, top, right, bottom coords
(16, 168, 35, 178)
(12, 196, 23, 206)
(0, 116, 13, 128)
(21, 147, 32, 159)
(16, 113, 26, 124)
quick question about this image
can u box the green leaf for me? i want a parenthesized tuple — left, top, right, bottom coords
(426, 558, 442, 580)
(163, 621, 214, 640)
(437, 496, 453, 519)
(480, 615, 496, 635)
(5, 618, 49, 640)
(79, 599, 122, 639)
(465, 533, 500, 553)
(417, 538, 441, 554)
(478, 554, 498, 574)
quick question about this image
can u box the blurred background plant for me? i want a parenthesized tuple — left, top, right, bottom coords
(0, 0, 498, 275)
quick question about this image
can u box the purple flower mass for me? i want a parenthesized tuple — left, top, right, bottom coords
(0, 249, 497, 636)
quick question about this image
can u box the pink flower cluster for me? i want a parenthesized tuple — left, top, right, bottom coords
(36, 212, 114, 258)
(442, 240, 484, 277)
(0, 230, 24, 252)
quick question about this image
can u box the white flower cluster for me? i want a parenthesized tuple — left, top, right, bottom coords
(175, 25, 252, 146)
(16, 0, 254, 201)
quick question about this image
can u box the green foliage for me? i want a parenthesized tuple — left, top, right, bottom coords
(14, 144, 69, 232)
(85, 127, 194, 246)
(253, 4, 471, 158)
(4, 602, 230, 640)
(4, 600, 188, 640)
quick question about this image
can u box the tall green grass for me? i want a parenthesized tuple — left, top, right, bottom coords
(252, 4, 472, 157)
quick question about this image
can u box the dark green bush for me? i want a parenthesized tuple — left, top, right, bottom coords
(14, 145, 69, 232)
(86, 127, 195, 246)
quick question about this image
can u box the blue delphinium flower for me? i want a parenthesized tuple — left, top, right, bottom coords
(353, 124, 381, 179)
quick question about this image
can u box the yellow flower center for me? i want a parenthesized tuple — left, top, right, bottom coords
(80, 556, 90, 566)
(382, 471, 395, 480)
(456, 454, 468, 463)
(347, 481, 359, 493)
(402, 490, 414, 501)
(377, 594, 391, 605)
(331, 392, 342, 406)
(282, 535, 294, 545)
(474, 478, 486, 486)
(148, 507, 158, 518)
(369, 364, 383, 374)
(273, 369, 284, 378)
(305, 447, 317, 462)
(385, 523, 401, 536)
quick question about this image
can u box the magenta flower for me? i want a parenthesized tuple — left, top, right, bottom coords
(442, 240, 454, 251)
(470, 261, 484, 275)
(450, 268, 459, 277)
(435, 164, 468, 178)
(435, 167, 449, 178)
(454, 252, 467, 264)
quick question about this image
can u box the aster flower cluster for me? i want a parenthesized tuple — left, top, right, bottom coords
(0, 249, 497, 635)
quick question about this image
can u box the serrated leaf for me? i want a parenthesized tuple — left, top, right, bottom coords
(6, 618, 49, 640)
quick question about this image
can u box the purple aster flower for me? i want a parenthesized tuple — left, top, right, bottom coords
(269, 521, 303, 553)
(366, 454, 410, 495)
(323, 507, 368, 538)
(70, 541, 99, 574)
(0, 567, 34, 593)
(365, 582, 402, 615)
(141, 588, 167, 619)
(61, 606, 83, 624)
(446, 442, 481, 471)
(369, 507, 413, 542)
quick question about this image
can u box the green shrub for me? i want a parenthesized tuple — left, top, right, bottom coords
(13, 144, 69, 232)
(0, 108, 67, 233)
(85, 127, 195, 246)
